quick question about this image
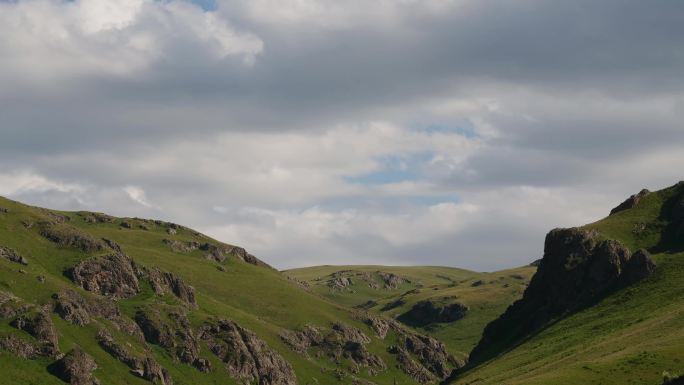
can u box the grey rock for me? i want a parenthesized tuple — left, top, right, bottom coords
(67, 253, 140, 299)
(201, 319, 297, 385)
(0, 245, 28, 265)
(49, 348, 99, 385)
(610, 189, 650, 215)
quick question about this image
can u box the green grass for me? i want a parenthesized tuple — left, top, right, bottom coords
(0, 196, 428, 385)
(285, 264, 536, 357)
(450, 183, 684, 385)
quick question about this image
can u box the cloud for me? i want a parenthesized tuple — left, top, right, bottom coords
(1, 0, 683, 270)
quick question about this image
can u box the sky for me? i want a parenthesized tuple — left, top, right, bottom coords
(1, 0, 683, 271)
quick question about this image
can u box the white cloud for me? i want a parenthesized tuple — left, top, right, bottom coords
(0, 0, 263, 80)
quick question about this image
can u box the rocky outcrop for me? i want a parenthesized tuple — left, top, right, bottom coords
(398, 301, 468, 327)
(48, 348, 99, 385)
(11, 310, 59, 356)
(143, 267, 196, 307)
(102, 238, 122, 253)
(470, 228, 656, 365)
(39, 223, 105, 253)
(0, 334, 50, 359)
(96, 330, 174, 384)
(328, 276, 353, 290)
(356, 313, 463, 382)
(377, 272, 408, 289)
(80, 212, 114, 224)
(52, 290, 119, 326)
(134, 307, 204, 370)
(162, 239, 200, 253)
(200, 319, 297, 385)
(67, 254, 140, 299)
(282, 322, 385, 376)
(610, 189, 650, 215)
(389, 346, 435, 384)
(0, 245, 28, 265)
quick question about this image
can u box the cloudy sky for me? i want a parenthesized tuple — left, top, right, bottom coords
(1, 0, 683, 271)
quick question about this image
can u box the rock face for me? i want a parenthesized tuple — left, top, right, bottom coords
(398, 301, 468, 327)
(143, 267, 197, 307)
(0, 334, 49, 359)
(0, 245, 28, 265)
(610, 189, 650, 215)
(200, 319, 297, 385)
(52, 290, 120, 326)
(67, 254, 140, 299)
(39, 223, 105, 253)
(328, 276, 353, 290)
(469, 228, 656, 365)
(377, 272, 408, 289)
(134, 307, 205, 371)
(96, 330, 174, 384)
(11, 310, 60, 356)
(48, 348, 99, 385)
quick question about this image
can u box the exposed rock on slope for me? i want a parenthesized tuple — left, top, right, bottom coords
(96, 330, 174, 384)
(67, 253, 140, 299)
(39, 223, 105, 253)
(52, 289, 119, 326)
(469, 227, 656, 364)
(11, 310, 60, 356)
(134, 307, 204, 369)
(0, 245, 28, 265)
(48, 348, 99, 385)
(142, 267, 197, 307)
(200, 319, 297, 385)
(610, 188, 650, 215)
(398, 300, 468, 327)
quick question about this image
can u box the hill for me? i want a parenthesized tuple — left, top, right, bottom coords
(449, 182, 684, 385)
(284, 265, 536, 359)
(0, 196, 464, 385)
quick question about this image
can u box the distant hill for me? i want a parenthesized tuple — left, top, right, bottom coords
(284, 265, 535, 359)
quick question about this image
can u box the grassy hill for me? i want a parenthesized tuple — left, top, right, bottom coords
(0, 196, 462, 385)
(285, 265, 536, 358)
(449, 182, 684, 385)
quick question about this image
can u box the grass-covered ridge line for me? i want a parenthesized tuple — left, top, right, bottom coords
(0, 196, 462, 385)
(450, 182, 684, 385)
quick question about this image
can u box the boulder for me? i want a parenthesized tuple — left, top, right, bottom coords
(67, 254, 140, 299)
(48, 348, 99, 385)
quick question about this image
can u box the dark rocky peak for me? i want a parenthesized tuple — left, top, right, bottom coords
(469, 227, 656, 365)
(610, 188, 650, 215)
